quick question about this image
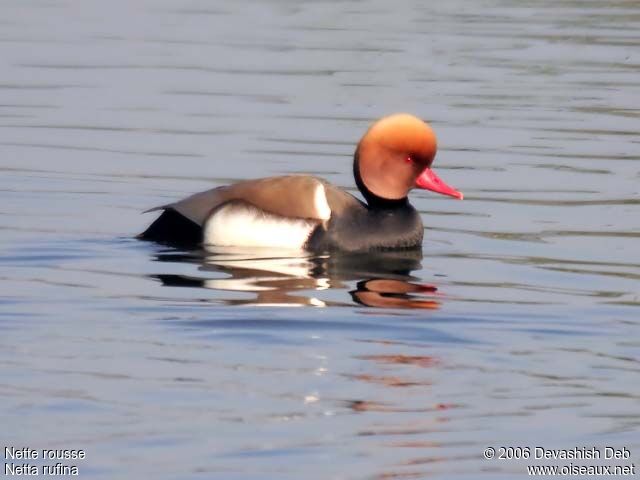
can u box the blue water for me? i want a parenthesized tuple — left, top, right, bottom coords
(1, 1, 639, 478)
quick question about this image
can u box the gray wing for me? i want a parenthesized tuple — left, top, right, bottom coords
(146, 176, 333, 226)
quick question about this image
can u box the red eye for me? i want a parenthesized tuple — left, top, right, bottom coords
(405, 156, 413, 164)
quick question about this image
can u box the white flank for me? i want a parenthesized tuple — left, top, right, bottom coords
(204, 204, 316, 249)
(314, 184, 332, 220)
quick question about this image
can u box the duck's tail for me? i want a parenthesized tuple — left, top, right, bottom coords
(138, 209, 202, 246)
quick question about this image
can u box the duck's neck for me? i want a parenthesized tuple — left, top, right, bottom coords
(353, 151, 410, 210)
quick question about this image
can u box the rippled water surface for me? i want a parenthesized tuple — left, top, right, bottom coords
(1, 1, 639, 478)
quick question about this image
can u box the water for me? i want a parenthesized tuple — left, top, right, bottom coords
(1, 1, 639, 478)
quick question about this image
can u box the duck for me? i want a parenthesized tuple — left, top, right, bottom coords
(139, 113, 463, 251)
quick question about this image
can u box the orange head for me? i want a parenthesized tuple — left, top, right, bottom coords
(354, 113, 462, 202)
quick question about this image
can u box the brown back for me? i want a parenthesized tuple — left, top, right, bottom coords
(159, 175, 350, 226)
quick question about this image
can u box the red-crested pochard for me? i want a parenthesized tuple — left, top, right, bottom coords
(140, 113, 463, 251)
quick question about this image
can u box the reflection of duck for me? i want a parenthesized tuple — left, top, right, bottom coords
(151, 247, 441, 309)
(351, 279, 439, 310)
(140, 114, 462, 251)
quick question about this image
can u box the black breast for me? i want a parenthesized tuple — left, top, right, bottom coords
(306, 199, 423, 252)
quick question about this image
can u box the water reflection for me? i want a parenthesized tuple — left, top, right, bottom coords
(151, 247, 441, 309)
